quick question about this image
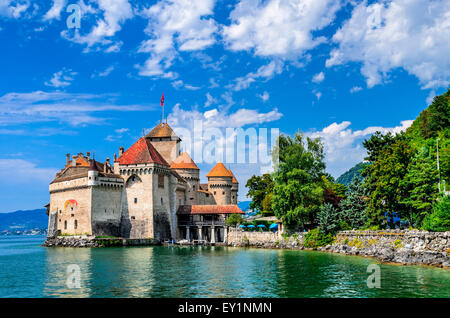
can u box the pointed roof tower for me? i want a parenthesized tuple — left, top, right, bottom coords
(117, 137, 169, 166)
(145, 122, 181, 141)
(170, 152, 199, 170)
(228, 168, 239, 184)
(206, 162, 233, 178)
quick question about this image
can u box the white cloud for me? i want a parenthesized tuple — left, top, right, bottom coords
(43, 0, 67, 21)
(138, 0, 217, 77)
(0, 159, 58, 184)
(0, 91, 150, 126)
(308, 120, 414, 177)
(204, 92, 217, 107)
(350, 86, 362, 93)
(45, 69, 77, 88)
(91, 65, 115, 78)
(312, 72, 325, 83)
(171, 79, 201, 90)
(0, 0, 30, 18)
(257, 91, 270, 102)
(62, 0, 133, 52)
(232, 60, 283, 91)
(223, 0, 341, 59)
(326, 0, 450, 89)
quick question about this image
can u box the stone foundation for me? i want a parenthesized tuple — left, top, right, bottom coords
(43, 235, 159, 247)
(227, 228, 304, 249)
(321, 230, 450, 267)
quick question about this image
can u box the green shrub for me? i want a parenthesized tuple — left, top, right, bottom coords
(227, 214, 244, 227)
(422, 196, 450, 232)
(304, 228, 334, 249)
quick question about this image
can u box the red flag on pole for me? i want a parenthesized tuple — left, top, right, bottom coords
(161, 93, 164, 107)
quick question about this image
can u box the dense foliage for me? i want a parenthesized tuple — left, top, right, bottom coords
(226, 214, 244, 227)
(245, 174, 274, 215)
(245, 89, 449, 234)
(303, 228, 334, 249)
(271, 133, 326, 229)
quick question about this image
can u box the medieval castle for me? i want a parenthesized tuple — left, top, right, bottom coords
(46, 122, 243, 243)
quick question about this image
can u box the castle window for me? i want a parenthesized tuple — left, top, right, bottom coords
(179, 199, 181, 206)
(71, 214, 74, 217)
(74, 220, 78, 229)
(214, 191, 216, 195)
(193, 185, 196, 190)
(190, 197, 193, 200)
(223, 191, 225, 195)
(158, 174, 164, 188)
(71, 207, 73, 211)
(131, 216, 135, 220)
(134, 198, 138, 204)
(161, 197, 164, 205)
(64, 220, 67, 230)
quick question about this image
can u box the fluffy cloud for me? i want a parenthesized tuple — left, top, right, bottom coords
(232, 60, 283, 91)
(326, 0, 450, 89)
(43, 0, 67, 21)
(138, 0, 217, 77)
(0, 91, 149, 126)
(312, 72, 325, 83)
(350, 86, 363, 93)
(223, 0, 341, 59)
(62, 0, 133, 52)
(0, 0, 30, 18)
(257, 91, 270, 102)
(308, 120, 414, 177)
(45, 68, 77, 88)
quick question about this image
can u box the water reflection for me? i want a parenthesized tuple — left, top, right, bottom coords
(1, 236, 449, 298)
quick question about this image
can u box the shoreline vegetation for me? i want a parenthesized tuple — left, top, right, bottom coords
(242, 90, 449, 266)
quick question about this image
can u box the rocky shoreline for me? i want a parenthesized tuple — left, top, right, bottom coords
(318, 244, 450, 267)
(42, 236, 159, 247)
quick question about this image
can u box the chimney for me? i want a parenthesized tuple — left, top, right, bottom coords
(119, 147, 124, 156)
(72, 155, 77, 167)
(66, 153, 70, 166)
(105, 158, 110, 173)
(86, 152, 91, 160)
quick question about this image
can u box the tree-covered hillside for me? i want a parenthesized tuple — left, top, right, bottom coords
(337, 162, 368, 186)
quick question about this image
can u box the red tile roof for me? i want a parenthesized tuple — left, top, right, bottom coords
(206, 162, 233, 178)
(177, 205, 244, 215)
(228, 169, 239, 184)
(170, 152, 199, 170)
(117, 137, 169, 166)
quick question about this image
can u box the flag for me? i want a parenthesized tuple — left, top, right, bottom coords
(161, 93, 164, 107)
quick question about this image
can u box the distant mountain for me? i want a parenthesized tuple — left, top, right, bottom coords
(0, 209, 47, 231)
(337, 162, 368, 186)
(238, 201, 251, 212)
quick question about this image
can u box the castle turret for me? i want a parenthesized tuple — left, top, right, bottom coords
(206, 162, 233, 205)
(87, 159, 99, 186)
(228, 168, 239, 204)
(171, 152, 199, 205)
(145, 123, 181, 164)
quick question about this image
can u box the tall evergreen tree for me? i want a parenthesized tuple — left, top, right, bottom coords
(318, 203, 340, 234)
(339, 176, 368, 229)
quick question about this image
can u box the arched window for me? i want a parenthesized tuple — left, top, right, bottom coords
(64, 220, 67, 230)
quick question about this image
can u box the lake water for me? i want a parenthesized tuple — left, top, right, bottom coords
(0, 235, 449, 298)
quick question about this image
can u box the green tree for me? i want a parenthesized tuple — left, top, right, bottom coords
(245, 174, 274, 214)
(422, 196, 450, 232)
(271, 133, 326, 229)
(339, 176, 368, 229)
(318, 203, 340, 234)
(226, 214, 244, 227)
(363, 132, 413, 228)
(322, 176, 347, 208)
(400, 145, 439, 226)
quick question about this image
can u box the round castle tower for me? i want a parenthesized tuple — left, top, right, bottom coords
(170, 152, 200, 205)
(228, 168, 239, 205)
(206, 162, 233, 205)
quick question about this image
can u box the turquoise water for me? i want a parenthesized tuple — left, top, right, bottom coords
(0, 235, 449, 298)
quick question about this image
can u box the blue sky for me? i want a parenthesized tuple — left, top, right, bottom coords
(0, 0, 448, 212)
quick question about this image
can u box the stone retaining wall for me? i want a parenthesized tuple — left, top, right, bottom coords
(321, 230, 450, 267)
(42, 236, 159, 247)
(227, 228, 304, 249)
